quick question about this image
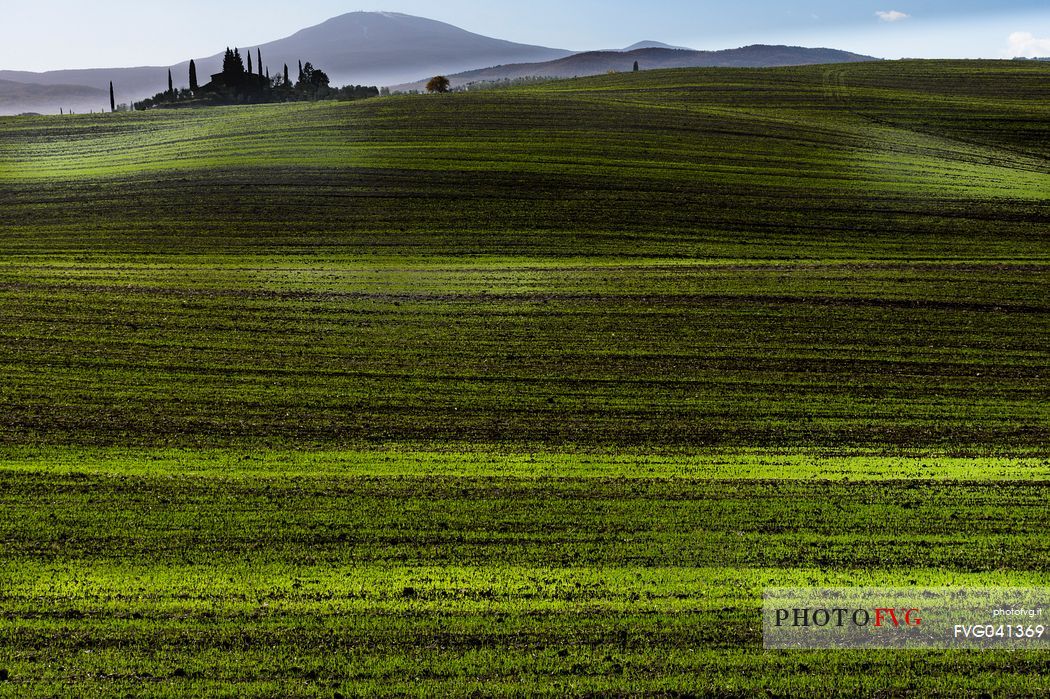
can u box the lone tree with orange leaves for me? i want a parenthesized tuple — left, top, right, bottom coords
(426, 76, 450, 93)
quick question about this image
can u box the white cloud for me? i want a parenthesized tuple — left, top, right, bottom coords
(1006, 31, 1050, 57)
(876, 11, 911, 23)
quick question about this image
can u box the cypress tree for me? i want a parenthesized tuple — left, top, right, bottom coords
(633, 61, 639, 72)
(257, 49, 263, 77)
(189, 59, 198, 91)
(247, 50, 253, 75)
(284, 64, 289, 85)
(223, 48, 245, 78)
(298, 60, 303, 82)
(168, 69, 173, 96)
(109, 81, 115, 112)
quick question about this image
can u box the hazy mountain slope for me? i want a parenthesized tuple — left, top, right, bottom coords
(394, 45, 879, 91)
(0, 68, 173, 114)
(0, 12, 571, 113)
(0, 79, 108, 115)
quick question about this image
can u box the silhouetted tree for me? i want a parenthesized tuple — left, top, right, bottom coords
(109, 82, 115, 112)
(296, 62, 330, 91)
(257, 49, 263, 77)
(189, 60, 198, 91)
(633, 61, 639, 72)
(426, 76, 451, 93)
(247, 50, 253, 75)
(310, 67, 330, 89)
(168, 69, 173, 96)
(284, 64, 290, 85)
(298, 60, 303, 82)
(222, 48, 246, 79)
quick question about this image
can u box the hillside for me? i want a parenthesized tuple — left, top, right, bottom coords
(0, 11, 571, 113)
(2, 60, 1046, 444)
(393, 44, 878, 90)
(0, 61, 1048, 695)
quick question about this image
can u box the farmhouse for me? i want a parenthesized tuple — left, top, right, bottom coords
(201, 47, 269, 93)
(204, 70, 268, 91)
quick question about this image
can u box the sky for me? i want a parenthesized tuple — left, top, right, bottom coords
(1, 1, 1049, 72)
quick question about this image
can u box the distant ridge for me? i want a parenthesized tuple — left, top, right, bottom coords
(0, 11, 571, 114)
(393, 45, 880, 91)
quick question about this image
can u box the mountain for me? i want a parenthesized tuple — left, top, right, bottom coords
(0, 79, 108, 115)
(621, 41, 693, 51)
(236, 12, 571, 86)
(392, 45, 879, 91)
(0, 12, 571, 114)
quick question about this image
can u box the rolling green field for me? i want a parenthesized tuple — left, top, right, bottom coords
(0, 60, 1048, 696)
